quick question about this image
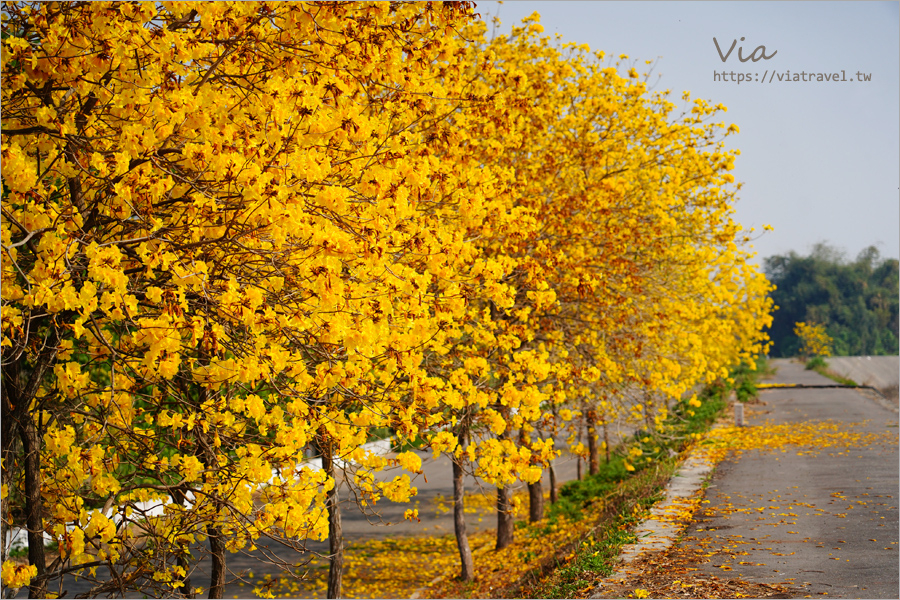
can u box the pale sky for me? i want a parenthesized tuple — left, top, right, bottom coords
(478, 1, 900, 264)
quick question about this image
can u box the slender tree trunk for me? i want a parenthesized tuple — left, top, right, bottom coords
(576, 426, 583, 480)
(323, 443, 343, 599)
(519, 428, 544, 522)
(603, 421, 611, 463)
(0, 490, 7, 572)
(496, 486, 514, 550)
(644, 394, 654, 430)
(586, 411, 599, 476)
(20, 420, 47, 599)
(2, 348, 56, 595)
(451, 431, 474, 581)
(496, 407, 514, 550)
(548, 460, 558, 504)
(527, 480, 543, 522)
(518, 428, 543, 522)
(194, 385, 225, 600)
(172, 489, 193, 598)
(206, 524, 226, 599)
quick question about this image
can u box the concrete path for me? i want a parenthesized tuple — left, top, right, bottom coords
(681, 359, 898, 598)
(592, 358, 898, 599)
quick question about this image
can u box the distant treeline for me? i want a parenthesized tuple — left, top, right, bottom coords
(765, 243, 899, 357)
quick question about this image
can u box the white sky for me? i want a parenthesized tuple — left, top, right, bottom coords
(477, 1, 900, 264)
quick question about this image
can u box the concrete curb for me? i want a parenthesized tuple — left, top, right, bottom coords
(589, 445, 718, 598)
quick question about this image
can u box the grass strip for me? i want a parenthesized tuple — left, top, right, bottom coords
(805, 357, 859, 386)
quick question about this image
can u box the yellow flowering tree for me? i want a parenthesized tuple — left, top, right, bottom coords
(446, 11, 774, 551)
(794, 321, 833, 360)
(1, 2, 501, 597)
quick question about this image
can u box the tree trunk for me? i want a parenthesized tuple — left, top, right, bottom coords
(496, 408, 514, 550)
(576, 426, 583, 480)
(496, 486, 513, 550)
(527, 480, 543, 522)
(0, 489, 7, 571)
(323, 443, 343, 599)
(586, 411, 599, 476)
(21, 420, 47, 599)
(518, 428, 543, 523)
(603, 421, 611, 463)
(194, 387, 225, 600)
(548, 460, 558, 504)
(173, 489, 193, 598)
(2, 346, 56, 594)
(206, 524, 225, 599)
(451, 431, 474, 581)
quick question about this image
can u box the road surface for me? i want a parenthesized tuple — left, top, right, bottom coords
(680, 359, 899, 598)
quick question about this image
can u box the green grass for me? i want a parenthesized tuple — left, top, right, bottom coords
(805, 356, 828, 371)
(544, 375, 730, 529)
(821, 371, 858, 386)
(805, 357, 859, 386)
(521, 462, 676, 599)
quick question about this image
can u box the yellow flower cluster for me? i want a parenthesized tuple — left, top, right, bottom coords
(1, 561, 37, 589)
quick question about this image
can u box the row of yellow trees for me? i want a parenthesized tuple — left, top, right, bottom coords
(1, 2, 773, 598)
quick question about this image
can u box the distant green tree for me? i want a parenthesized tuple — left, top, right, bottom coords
(764, 243, 899, 357)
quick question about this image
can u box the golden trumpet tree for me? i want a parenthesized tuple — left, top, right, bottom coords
(446, 11, 774, 547)
(794, 321, 833, 359)
(399, 18, 570, 568)
(0, 1, 507, 597)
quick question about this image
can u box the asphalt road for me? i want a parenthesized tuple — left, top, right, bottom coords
(681, 359, 899, 599)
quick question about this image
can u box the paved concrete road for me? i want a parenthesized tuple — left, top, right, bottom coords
(682, 359, 899, 599)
